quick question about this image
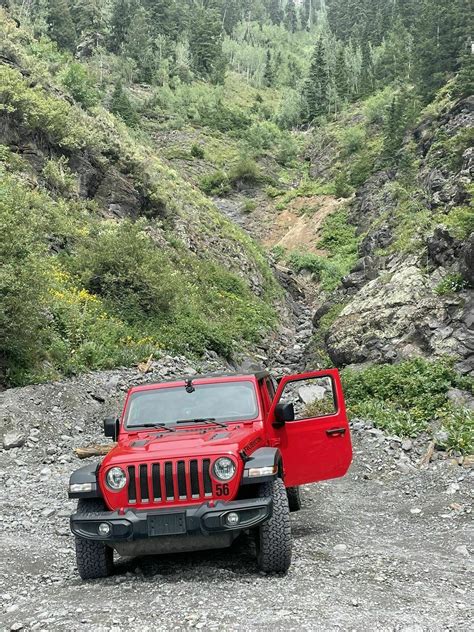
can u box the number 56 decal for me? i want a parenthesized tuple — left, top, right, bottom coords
(215, 484, 230, 496)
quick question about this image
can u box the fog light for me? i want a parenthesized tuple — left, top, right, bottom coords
(98, 522, 111, 536)
(226, 512, 240, 526)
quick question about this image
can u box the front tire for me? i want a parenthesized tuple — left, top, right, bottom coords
(256, 478, 292, 574)
(74, 499, 114, 580)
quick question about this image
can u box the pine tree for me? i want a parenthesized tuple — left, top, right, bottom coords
(189, 0, 227, 83)
(414, 0, 467, 100)
(303, 38, 329, 121)
(453, 47, 474, 99)
(335, 47, 348, 104)
(122, 4, 155, 83)
(263, 49, 275, 87)
(47, 0, 77, 51)
(109, 0, 134, 53)
(267, 0, 283, 25)
(284, 0, 298, 33)
(300, 0, 314, 31)
(110, 81, 139, 127)
(382, 89, 418, 163)
(72, 0, 106, 39)
(358, 41, 373, 97)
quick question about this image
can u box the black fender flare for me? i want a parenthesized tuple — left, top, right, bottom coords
(68, 462, 102, 499)
(240, 447, 282, 485)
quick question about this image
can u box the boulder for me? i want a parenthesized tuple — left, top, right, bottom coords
(3, 432, 26, 450)
(298, 384, 326, 404)
(326, 262, 446, 366)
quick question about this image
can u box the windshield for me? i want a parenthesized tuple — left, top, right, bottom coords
(124, 381, 259, 428)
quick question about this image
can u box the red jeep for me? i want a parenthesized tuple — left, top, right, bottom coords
(69, 370, 352, 579)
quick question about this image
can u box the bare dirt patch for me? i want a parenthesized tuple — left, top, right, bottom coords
(264, 195, 345, 253)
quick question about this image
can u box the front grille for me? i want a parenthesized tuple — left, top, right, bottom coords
(127, 458, 213, 505)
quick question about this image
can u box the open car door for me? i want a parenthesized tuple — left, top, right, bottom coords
(267, 369, 352, 487)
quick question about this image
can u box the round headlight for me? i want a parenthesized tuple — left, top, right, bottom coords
(213, 457, 236, 481)
(106, 467, 126, 491)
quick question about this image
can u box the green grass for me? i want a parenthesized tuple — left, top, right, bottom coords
(286, 207, 360, 290)
(342, 358, 474, 452)
(435, 273, 468, 296)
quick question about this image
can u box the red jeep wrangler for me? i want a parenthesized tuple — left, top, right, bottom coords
(69, 370, 352, 579)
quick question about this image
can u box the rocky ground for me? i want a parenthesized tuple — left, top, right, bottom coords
(1, 355, 473, 632)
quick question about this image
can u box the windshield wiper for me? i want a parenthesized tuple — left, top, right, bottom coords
(130, 423, 176, 432)
(175, 417, 227, 428)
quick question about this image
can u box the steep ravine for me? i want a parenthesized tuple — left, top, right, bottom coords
(1, 146, 473, 632)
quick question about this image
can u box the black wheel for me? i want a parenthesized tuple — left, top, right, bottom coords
(256, 478, 292, 574)
(286, 486, 302, 512)
(74, 499, 114, 580)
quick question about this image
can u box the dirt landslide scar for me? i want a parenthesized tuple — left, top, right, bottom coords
(69, 370, 352, 579)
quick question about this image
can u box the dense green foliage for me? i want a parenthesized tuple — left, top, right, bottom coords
(1, 1, 472, 463)
(342, 359, 474, 452)
(0, 15, 280, 386)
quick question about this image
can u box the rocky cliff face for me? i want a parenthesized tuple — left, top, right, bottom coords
(311, 97, 473, 375)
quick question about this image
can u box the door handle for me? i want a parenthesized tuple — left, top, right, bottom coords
(326, 427, 346, 437)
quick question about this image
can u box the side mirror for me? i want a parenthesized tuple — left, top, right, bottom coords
(104, 417, 119, 441)
(273, 402, 295, 428)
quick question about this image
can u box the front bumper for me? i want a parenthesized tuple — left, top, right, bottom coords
(70, 497, 272, 542)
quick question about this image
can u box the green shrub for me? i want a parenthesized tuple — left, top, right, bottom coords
(199, 170, 231, 195)
(341, 358, 474, 450)
(191, 143, 205, 159)
(444, 204, 474, 239)
(270, 244, 286, 261)
(0, 177, 53, 383)
(243, 121, 281, 151)
(275, 133, 298, 166)
(287, 251, 351, 291)
(334, 172, 354, 198)
(42, 156, 78, 196)
(110, 82, 139, 128)
(243, 199, 257, 213)
(60, 62, 100, 108)
(68, 220, 178, 321)
(435, 273, 468, 295)
(438, 404, 474, 454)
(339, 125, 366, 155)
(0, 65, 94, 149)
(318, 208, 358, 256)
(229, 156, 261, 184)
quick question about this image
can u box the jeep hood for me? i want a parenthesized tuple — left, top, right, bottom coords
(102, 423, 264, 466)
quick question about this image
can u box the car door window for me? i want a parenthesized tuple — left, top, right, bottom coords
(279, 376, 337, 420)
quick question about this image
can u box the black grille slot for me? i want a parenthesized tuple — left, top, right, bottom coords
(139, 464, 149, 501)
(128, 465, 136, 503)
(203, 459, 212, 495)
(152, 463, 161, 501)
(165, 462, 174, 499)
(177, 461, 187, 498)
(190, 459, 199, 496)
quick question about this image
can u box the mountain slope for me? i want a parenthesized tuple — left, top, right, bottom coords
(0, 10, 281, 386)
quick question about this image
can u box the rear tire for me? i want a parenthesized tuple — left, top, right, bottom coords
(286, 486, 302, 512)
(75, 499, 114, 580)
(256, 478, 292, 574)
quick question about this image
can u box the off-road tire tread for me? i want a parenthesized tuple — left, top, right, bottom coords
(286, 486, 302, 512)
(257, 478, 292, 574)
(75, 499, 114, 580)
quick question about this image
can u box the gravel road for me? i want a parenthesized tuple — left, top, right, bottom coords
(1, 363, 473, 632)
